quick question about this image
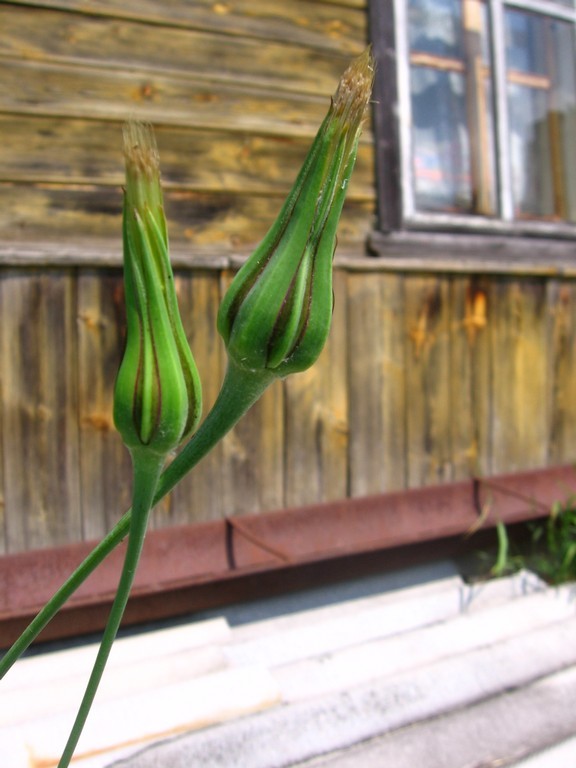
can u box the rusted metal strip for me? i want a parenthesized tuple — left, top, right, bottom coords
(225, 516, 293, 570)
(1, 465, 574, 647)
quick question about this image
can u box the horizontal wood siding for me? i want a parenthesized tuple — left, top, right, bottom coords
(1, 1, 575, 557)
(0, 0, 373, 248)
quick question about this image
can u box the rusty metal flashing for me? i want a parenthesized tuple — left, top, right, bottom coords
(1, 465, 575, 648)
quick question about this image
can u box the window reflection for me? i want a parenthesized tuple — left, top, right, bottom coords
(407, 0, 575, 225)
(408, 0, 497, 215)
(505, 10, 576, 223)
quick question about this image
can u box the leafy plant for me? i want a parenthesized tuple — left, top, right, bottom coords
(490, 500, 576, 584)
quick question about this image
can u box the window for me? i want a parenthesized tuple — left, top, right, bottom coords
(370, 0, 576, 238)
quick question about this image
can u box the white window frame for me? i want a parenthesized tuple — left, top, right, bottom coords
(391, 0, 576, 238)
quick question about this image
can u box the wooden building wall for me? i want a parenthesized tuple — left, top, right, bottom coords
(1, 0, 575, 556)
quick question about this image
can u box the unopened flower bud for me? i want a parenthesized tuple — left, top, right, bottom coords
(218, 48, 374, 377)
(114, 122, 202, 457)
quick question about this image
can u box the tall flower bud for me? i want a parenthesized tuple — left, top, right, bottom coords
(218, 48, 374, 377)
(114, 122, 202, 458)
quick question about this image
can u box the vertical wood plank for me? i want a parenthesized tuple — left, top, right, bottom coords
(347, 270, 407, 496)
(1, 269, 81, 553)
(284, 270, 349, 507)
(449, 276, 492, 478)
(547, 279, 576, 465)
(489, 278, 549, 473)
(157, 270, 227, 527)
(220, 381, 284, 517)
(77, 268, 132, 540)
(405, 275, 452, 487)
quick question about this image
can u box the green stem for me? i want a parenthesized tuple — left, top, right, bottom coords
(0, 361, 274, 678)
(57, 451, 163, 768)
(157, 360, 275, 502)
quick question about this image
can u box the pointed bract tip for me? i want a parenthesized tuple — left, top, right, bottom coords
(333, 47, 375, 125)
(122, 121, 160, 180)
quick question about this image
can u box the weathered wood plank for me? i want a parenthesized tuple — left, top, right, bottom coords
(220, 380, 285, 518)
(155, 270, 227, 527)
(0, 6, 360, 96)
(448, 276, 492, 479)
(0, 184, 373, 247)
(404, 276, 453, 487)
(489, 278, 549, 473)
(0, 115, 374, 200)
(0, 57, 329, 138)
(284, 271, 349, 507)
(76, 269, 132, 540)
(347, 271, 407, 496)
(546, 280, 576, 465)
(2, 0, 366, 53)
(0, 269, 82, 553)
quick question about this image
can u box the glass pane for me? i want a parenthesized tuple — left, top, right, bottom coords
(505, 10, 576, 223)
(411, 68, 471, 210)
(408, 0, 497, 215)
(409, 0, 464, 59)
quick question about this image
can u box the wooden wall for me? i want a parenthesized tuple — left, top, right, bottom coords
(1, 1, 575, 556)
(2, 264, 576, 555)
(0, 0, 372, 248)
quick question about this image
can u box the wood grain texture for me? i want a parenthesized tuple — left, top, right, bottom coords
(76, 269, 132, 540)
(220, 379, 285, 517)
(3, 0, 366, 53)
(0, 270, 82, 552)
(0, 58, 328, 136)
(0, 6, 360, 96)
(0, 116, 374, 199)
(404, 275, 453, 487)
(0, 0, 373, 256)
(546, 280, 576, 466)
(489, 278, 549, 473)
(0, 183, 373, 248)
(347, 271, 407, 496)
(449, 276, 491, 479)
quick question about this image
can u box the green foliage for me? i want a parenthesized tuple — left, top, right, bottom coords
(490, 500, 576, 584)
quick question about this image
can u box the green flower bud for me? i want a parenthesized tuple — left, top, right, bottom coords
(218, 48, 374, 377)
(114, 122, 202, 458)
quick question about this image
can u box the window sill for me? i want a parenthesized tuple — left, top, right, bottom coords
(354, 231, 576, 276)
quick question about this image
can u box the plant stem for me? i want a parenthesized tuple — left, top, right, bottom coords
(0, 361, 275, 678)
(57, 451, 162, 768)
(156, 360, 275, 502)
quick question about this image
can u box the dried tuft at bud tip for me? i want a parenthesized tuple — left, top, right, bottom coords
(122, 122, 160, 181)
(333, 47, 375, 125)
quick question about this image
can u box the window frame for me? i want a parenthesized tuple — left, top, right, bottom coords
(369, 0, 576, 244)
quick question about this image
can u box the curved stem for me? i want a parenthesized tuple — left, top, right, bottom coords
(156, 360, 275, 502)
(57, 452, 162, 768)
(0, 361, 275, 678)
